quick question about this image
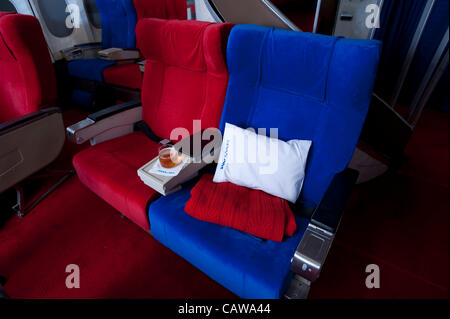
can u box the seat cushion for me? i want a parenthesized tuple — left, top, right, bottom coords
(103, 63, 143, 89)
(148, 183, 309, 298)
(68, 58, 116, 82)
(73, 132, 159, 230)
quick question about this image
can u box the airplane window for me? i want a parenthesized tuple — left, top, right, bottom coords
(84, 0, 101, 29)
(37, 0, 73, 38)
(0, 1, 16, 12)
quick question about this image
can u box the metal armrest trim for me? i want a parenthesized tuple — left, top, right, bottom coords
(290, 169, 358, 282)
(66, 104, 142, 144)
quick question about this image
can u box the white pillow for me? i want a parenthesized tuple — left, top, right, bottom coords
(213, 123, 312, 203)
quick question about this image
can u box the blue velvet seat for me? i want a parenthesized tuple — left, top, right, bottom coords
(150, 181, 310, 299)
(68, 0, 137, 106)
(148, 25, 381, 298)
(68, 58, 116, 82)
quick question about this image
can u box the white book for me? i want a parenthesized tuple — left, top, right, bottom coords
(137, 129, 222, 196)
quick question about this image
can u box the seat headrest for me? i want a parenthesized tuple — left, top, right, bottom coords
(136, 18, 233, 73)
(0, 13, 49, 63)
(0, 13, 57, 116)
(0, 12, 15, 61)
(95, 0, 137, 48)
(262, 30, 339, 101)
(227, 24, 382, 109)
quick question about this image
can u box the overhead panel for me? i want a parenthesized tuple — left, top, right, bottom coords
(204, 0, 299, 31)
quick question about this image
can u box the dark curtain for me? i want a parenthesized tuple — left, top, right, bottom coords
(373, 0, 428, 102)
(400, 0, 449, 109)
(374, 0, 449, 113)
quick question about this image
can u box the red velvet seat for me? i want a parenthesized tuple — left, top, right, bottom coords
(73, 132, 160, 229)
(103, 63, 142, 90)
(73, 19, 233, 230)
(0, 12, 65, 196)
(0, 12, 57, 122)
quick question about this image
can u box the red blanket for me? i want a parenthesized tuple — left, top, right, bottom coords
(185, 174, 297, 242)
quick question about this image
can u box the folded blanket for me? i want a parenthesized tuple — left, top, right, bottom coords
(185, 174, 297, 242)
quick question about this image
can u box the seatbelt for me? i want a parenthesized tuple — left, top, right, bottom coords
(133, 121, 170, 145)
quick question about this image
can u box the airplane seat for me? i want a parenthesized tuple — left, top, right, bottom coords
(0, 12, 65, 197)
(67, 0, 138, 106)
(71, 19, 233, 230)
(0, 13, 57, 122)
(147, 24, 382, 298)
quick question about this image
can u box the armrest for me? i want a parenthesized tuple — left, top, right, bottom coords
(98, 48, 140, 62)
(311, 168, 359, 234)
(61, 43, 103, 61)
(290, 168, 359, 283)
(66, 100, 142, 145)
(0, 107, 61, 135)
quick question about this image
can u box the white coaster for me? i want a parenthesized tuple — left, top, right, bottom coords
(146, 156, 188, 177)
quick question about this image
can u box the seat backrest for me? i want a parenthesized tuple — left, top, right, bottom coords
(136, 18, 233, 140)
(0, 12, 57, 123)
(95, 0, 137, 49)
(221, 25, 381, 208)
(133, 0, 187, 21)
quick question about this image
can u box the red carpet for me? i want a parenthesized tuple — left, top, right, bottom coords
(0, 176, 236, 299)
(0, 108, 448, 298)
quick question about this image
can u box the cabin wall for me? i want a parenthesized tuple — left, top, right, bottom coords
(28, 0, 96, 60)
(195, 0, 217, 22)
(7, 0, 33, 15)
